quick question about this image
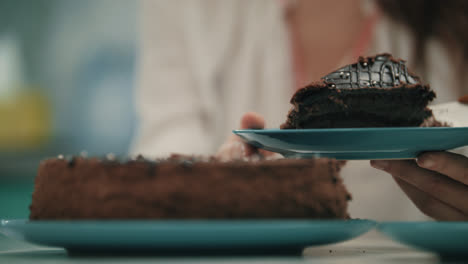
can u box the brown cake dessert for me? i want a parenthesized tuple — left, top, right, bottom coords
(281, 54, 436, 129)
(29, 154, 351, 220)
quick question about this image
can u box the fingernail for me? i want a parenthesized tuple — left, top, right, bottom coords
(417, 154, 435, 169)
(371, 160, 389, 170)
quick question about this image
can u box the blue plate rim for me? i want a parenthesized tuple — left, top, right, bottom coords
(1, 219, 377, 233)
(1, 219, 377, 249)
(377, 221, 468, 228)
(2, 218, 376, 226)
(234, 127, 468, 134)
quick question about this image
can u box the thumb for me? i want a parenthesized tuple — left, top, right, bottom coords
(239, 112, 282, 159)
(239, 112, 265, 156)
(240, 112, 265, 129)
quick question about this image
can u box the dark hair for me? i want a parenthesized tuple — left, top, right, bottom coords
(377, 0, 468, 68)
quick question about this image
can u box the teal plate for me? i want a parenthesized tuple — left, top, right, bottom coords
(1, 219, 375, 255)
(233, 127, 468, 160)
(378, 222, 468, 257)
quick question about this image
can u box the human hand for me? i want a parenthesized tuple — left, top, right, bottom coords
(371, 152, 468, 221)
(216, 112, 282, 162)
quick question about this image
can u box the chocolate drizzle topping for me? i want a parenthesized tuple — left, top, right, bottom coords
(322, 54, 420, 88)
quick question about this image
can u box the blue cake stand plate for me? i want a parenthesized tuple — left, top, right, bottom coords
(378, 222, 468, 258)
(1, 219, 375, 255)
(233, 127, 468, 160)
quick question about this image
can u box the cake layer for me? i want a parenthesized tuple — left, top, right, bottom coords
(30, 156, 351, 220)
(282, 83, 435, 129)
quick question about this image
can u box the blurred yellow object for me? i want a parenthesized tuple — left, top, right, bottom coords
(0, 88, 51, 151)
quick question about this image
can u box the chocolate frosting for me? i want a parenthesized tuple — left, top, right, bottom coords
(30, 156, 351, 220)
(322, 54, 420, 88)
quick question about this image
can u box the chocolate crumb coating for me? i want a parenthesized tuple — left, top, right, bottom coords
(29, 155, 351, 220)
(281, 54, 437, 129)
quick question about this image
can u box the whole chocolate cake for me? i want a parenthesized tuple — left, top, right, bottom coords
(29, 155, 351, 220)
(281, 54, 436, 129)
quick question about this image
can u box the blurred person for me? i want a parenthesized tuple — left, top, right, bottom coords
(132, 0, 468, 221)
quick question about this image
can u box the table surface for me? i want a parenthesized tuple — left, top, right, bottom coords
(0, 230, 452, 264)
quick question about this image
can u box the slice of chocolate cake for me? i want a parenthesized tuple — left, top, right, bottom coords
(29, 155, 351, 220)
(281, 54, 436, 129)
